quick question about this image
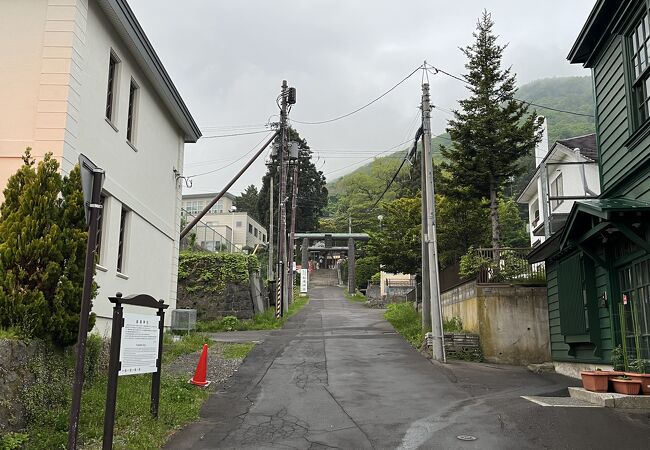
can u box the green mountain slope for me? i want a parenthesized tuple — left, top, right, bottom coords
(327, 76, 595, 189)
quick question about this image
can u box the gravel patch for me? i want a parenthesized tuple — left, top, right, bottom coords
(164, 342, 250, 389)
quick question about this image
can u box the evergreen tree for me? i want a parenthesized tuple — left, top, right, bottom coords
(0, 150, 94, 346)
(441, 11, 542, 255)
(234, 184, 260, 221)
(257, 127, 328, 233)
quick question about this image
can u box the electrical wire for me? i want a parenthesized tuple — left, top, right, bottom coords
(201, 129, 273, 139)
(426, 65, 595, 118)
(187, 131, 275, 178)
(291, 65, 423, 125)
(322, 138, 415, 177)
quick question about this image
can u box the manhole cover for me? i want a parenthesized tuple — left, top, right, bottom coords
(456, 435, 477, 441)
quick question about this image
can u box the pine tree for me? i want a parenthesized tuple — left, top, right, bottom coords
(441, 11, 542, 256)
(0, 150, 93, 346)
(257, 127, 328, 233)
(234, 185, 260, 221)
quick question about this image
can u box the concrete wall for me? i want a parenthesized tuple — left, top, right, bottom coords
(442, 281, 551, 365)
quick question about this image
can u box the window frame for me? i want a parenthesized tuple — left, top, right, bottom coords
(95, 194, 107, 264)
(126, 78, 139, 147)
(550, 173, 564, 211)
(116, 206, 130, 274)
(105, 51, 120, 125)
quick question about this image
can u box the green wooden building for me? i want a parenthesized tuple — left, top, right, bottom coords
(529, 0, 650, 375)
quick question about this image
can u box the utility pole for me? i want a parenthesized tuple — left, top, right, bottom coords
(421, 82, 446, 362)
(287, 161, 299, 305)
(277, 80, 289, 317)
(420, 135, 432, 332)
(268, 173, 274, 281)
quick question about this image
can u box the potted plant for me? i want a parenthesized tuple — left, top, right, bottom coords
(580, 369, 611, 392)
(611, 376, 642, 395)
(626, 358, 650, 395)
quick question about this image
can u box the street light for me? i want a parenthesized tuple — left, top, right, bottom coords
(377, 214, 384, 231)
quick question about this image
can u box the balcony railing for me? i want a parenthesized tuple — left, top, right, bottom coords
(180, 208, 238, 253)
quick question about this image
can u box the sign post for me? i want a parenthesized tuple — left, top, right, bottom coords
(68, 155, 104, 450)
(102, 293, 168, 450)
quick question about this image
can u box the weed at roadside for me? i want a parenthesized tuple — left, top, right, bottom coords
(384, 302, 426, 348)
(221, 342, 255, 359)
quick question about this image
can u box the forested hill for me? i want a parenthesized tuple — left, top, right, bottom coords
(327, 76, 595, 189)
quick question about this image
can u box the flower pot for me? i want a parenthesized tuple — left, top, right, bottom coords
(580, 371, 610, 392)
(611, 378, 642, 395)
(625, 373, 650, 395)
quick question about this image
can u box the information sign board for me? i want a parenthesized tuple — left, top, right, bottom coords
(300, 268, 308, 293)
(119, 312, 160, 376)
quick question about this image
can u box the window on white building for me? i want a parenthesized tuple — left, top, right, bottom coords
(95, 195, 106, 263)
(117, 206, 129, 273)
(551, 173, 564, 210)
(208, 200, 223, 214)
(249, 224, 253, 234)
(105, 52, 119, 122)
(126, 79, 139, 145)
(185, 200, 203, 215)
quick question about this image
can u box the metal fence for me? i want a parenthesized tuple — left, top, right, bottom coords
(180, 208, 239, 253)
(474, 247, 545, 285)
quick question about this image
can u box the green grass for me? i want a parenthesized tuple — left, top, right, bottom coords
(162, 332, 213, 363)
(221, 342, 255, 359)
(344, 289, 366, 303)
(197, 293, 310, 332)
(21, 333, 212, 449)
(384, 302, 427, 348)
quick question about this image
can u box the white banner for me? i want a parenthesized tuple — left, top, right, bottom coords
(300, 268, 308, 293)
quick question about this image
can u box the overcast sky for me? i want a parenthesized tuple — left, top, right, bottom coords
(130, 0, 595, 196)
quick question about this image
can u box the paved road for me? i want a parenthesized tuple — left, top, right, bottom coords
(166, 285, 650, 450)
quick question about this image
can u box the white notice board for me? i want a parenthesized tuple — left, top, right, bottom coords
(119, 312, 160, 376)
(300, 268, 308, 293)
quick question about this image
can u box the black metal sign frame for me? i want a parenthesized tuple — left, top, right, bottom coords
(102, 293, 168, 450)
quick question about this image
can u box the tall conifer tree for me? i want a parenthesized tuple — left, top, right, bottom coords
(441, 11, 542, 255)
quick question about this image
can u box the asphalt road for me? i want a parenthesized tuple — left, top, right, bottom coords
(165, 285, 650, 450)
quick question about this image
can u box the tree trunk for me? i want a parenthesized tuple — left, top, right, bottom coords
(489, 177, 500, 274)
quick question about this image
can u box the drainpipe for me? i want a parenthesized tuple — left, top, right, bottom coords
(574, 148, 598, 197)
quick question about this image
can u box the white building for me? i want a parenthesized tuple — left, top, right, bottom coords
(182, 192, 267, 252)
(0, 0, 201, 332)
(518, 133, 599, 247)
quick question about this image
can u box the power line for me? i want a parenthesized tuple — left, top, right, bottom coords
(201, 129, 272, 139)
(187, 132, 275, 178)
(426, 65, 595, 118)
(322, 138, 415, 177)
(292, 65, 423, 125)
(368, 126, 423, 211)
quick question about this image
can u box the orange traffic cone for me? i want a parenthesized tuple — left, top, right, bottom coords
(189, 344, 211, 387)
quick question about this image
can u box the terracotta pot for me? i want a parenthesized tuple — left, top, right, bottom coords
(625, 373, 650, 395)
(611, 378, 642, 395)
(580, 371, 610, 392)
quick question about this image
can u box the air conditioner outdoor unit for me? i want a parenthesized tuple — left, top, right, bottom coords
(171, 309, 197, 333)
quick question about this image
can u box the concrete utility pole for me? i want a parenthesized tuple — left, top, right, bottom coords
(268, 175, 274, 281)
(287, 162, 299, 305)
(420, 135, 432, 331)
(277, 80, 289, 317)
(421, 82, 446, 362)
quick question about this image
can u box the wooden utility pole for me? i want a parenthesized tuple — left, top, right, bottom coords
(420, 135, 432, 331)
(277, 80, 289, 317)
(268, 175, 274, 280)
(287, 162, 299, 305)
(421, 82, 446, 362)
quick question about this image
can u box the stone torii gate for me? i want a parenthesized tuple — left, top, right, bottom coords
(295, 233, 370, 293)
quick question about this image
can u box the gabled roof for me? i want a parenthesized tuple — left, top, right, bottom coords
(557, 134, 598, 161)
(568, 0, 629, 66)
(96, 0, 201, 143)
(516, 133, 598, 203)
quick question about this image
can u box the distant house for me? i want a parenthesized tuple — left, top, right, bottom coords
(181, 192, 267, 252)
(529, 0, 650, 377)
(0, 0, 201, 333)
(518, 132, 599, 247)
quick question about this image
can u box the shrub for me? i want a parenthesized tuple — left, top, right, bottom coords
(0, 150, 95, 347)
(221, 316, 240, 331)
(355, 257, 380, 290)
(443, 317, 464, 332)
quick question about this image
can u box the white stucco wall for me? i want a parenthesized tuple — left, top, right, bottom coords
(0, 0, 188, 333)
